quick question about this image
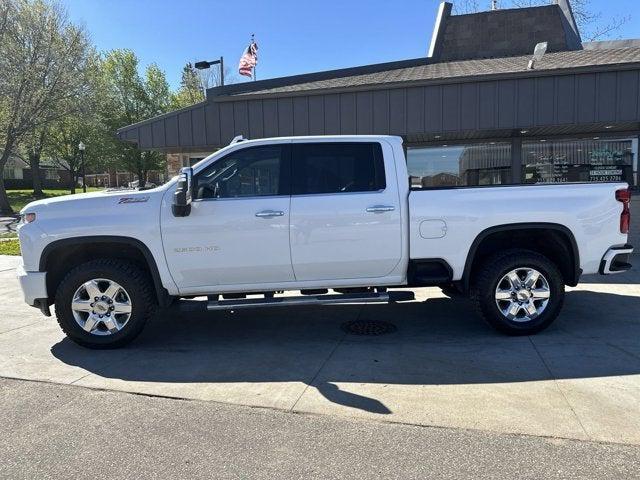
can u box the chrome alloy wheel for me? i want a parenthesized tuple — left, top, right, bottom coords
(494, 267, 551, 323)
(71, 279, 132, 335)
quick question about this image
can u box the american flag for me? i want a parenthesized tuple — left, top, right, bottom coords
(238, 41, 258, 77)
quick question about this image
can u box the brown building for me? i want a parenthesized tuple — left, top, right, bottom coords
(118, 0, 640, 194)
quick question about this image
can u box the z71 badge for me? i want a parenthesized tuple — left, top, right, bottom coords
(118, 196, 150, 204)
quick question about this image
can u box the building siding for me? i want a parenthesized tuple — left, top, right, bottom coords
(119, 68, 640, 150)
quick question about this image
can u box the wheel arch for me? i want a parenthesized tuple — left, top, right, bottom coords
(461, 223, 581, 292)
(40, 236, 171, 307)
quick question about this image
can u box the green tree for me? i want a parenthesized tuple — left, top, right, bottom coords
(46, 114, 108, 193)
(18, 51, 102, 195)
(100, 50, 172, 187)
(0, 0, 93, 214)
(170, 62, 206, 109)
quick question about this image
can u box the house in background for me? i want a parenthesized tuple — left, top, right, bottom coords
(84, 170, 166, 188)
(2, 155, 167, 190)
(2, 156, 71, 189)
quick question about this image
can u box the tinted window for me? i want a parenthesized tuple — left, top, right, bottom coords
(522, 138, 636, 185)
(407, 143, 511, 188)
(292, 143, 385, 195)
(194, 146, 284, 199)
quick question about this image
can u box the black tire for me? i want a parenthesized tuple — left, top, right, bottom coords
(54, 259, 156, 349)
(470, 249, 564, 336)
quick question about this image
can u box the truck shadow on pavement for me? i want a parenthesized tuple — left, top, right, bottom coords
(51, 290, 640, 415)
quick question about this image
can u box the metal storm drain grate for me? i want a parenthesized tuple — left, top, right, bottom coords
(341, 320, 397, 336)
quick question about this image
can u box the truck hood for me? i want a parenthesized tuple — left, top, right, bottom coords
(20, 187, 167, 215)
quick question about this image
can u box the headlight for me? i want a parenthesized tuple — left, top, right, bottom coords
(22, 212, 36, 224)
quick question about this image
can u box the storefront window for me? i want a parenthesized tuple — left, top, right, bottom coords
(522, 138, 637, 185)
(407, 143, 511, 188)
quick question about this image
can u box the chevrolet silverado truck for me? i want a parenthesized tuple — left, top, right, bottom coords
(16, 135, 633, 348)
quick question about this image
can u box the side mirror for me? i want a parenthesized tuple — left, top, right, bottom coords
(172, 167, 193, 217)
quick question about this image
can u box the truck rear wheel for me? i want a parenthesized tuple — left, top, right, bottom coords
(54, 259, 155, 349)
(470, 249, 564, 336)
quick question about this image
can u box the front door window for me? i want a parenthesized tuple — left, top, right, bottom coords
(194, 145, 285, 199)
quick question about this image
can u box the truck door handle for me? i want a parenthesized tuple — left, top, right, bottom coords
(255, 210, 285, 218)
(366, 205, 395, 213)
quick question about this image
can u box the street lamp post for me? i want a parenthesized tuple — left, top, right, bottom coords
(78, 142, 86, 193)
(194, 57, 224, 87)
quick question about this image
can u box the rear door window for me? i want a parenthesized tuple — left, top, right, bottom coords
(292, 142, 385, 195)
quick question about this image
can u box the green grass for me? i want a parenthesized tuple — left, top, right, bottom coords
(0, 239, 20, 256)
(7, 188, 102, 212)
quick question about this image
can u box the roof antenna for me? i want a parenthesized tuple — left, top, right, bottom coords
(491, 0, 498, 10)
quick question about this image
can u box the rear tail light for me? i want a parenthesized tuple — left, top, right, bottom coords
(616, 188, 631, 234)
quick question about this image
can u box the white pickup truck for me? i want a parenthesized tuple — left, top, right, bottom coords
(17, 135, 633, 348)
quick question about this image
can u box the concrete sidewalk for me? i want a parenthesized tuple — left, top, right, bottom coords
(1, 254, 639, 445)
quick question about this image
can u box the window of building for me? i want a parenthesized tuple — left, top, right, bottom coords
(407, 142, 511, 189)
(292, 143, 385, 195)
(3, 168, 23, 180)
(194, 145, 284, 199)
(522, 138, 637, 185)
(43, 169, 59, 180)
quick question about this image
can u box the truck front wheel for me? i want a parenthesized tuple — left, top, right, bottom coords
(54, 259, 156, 349)
(470, 249, 565, 336)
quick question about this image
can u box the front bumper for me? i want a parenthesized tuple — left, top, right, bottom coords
(16, 263, 48, 310)
(599, 244, 634, 274)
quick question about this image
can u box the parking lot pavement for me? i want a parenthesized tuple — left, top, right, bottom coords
(1, 254, 639, 446)
(2, 377, 638, 480)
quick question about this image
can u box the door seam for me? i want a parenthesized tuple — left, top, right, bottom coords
(287, 194, 298, 281)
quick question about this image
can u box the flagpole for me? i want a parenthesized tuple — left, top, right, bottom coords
(252, 33, 256, 81)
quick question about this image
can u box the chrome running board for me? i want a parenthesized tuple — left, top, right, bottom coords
(207, 292, 391, 311)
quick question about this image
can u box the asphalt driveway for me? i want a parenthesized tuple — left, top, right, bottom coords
(2, 377, 638, 480)
(1, 254, 639, 445)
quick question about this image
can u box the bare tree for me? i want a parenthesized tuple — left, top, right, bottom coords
(452, 0, 629, 41)
(0, 0, 93, 214)
(171, 62, 236, 110)
(453, 0, 482, 14)
(196, 63, 235, 90)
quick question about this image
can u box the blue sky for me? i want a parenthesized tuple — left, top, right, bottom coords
(62, 0, 640, 89)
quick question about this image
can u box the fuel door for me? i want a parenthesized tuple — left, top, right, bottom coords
(419, 219, 448, 239)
